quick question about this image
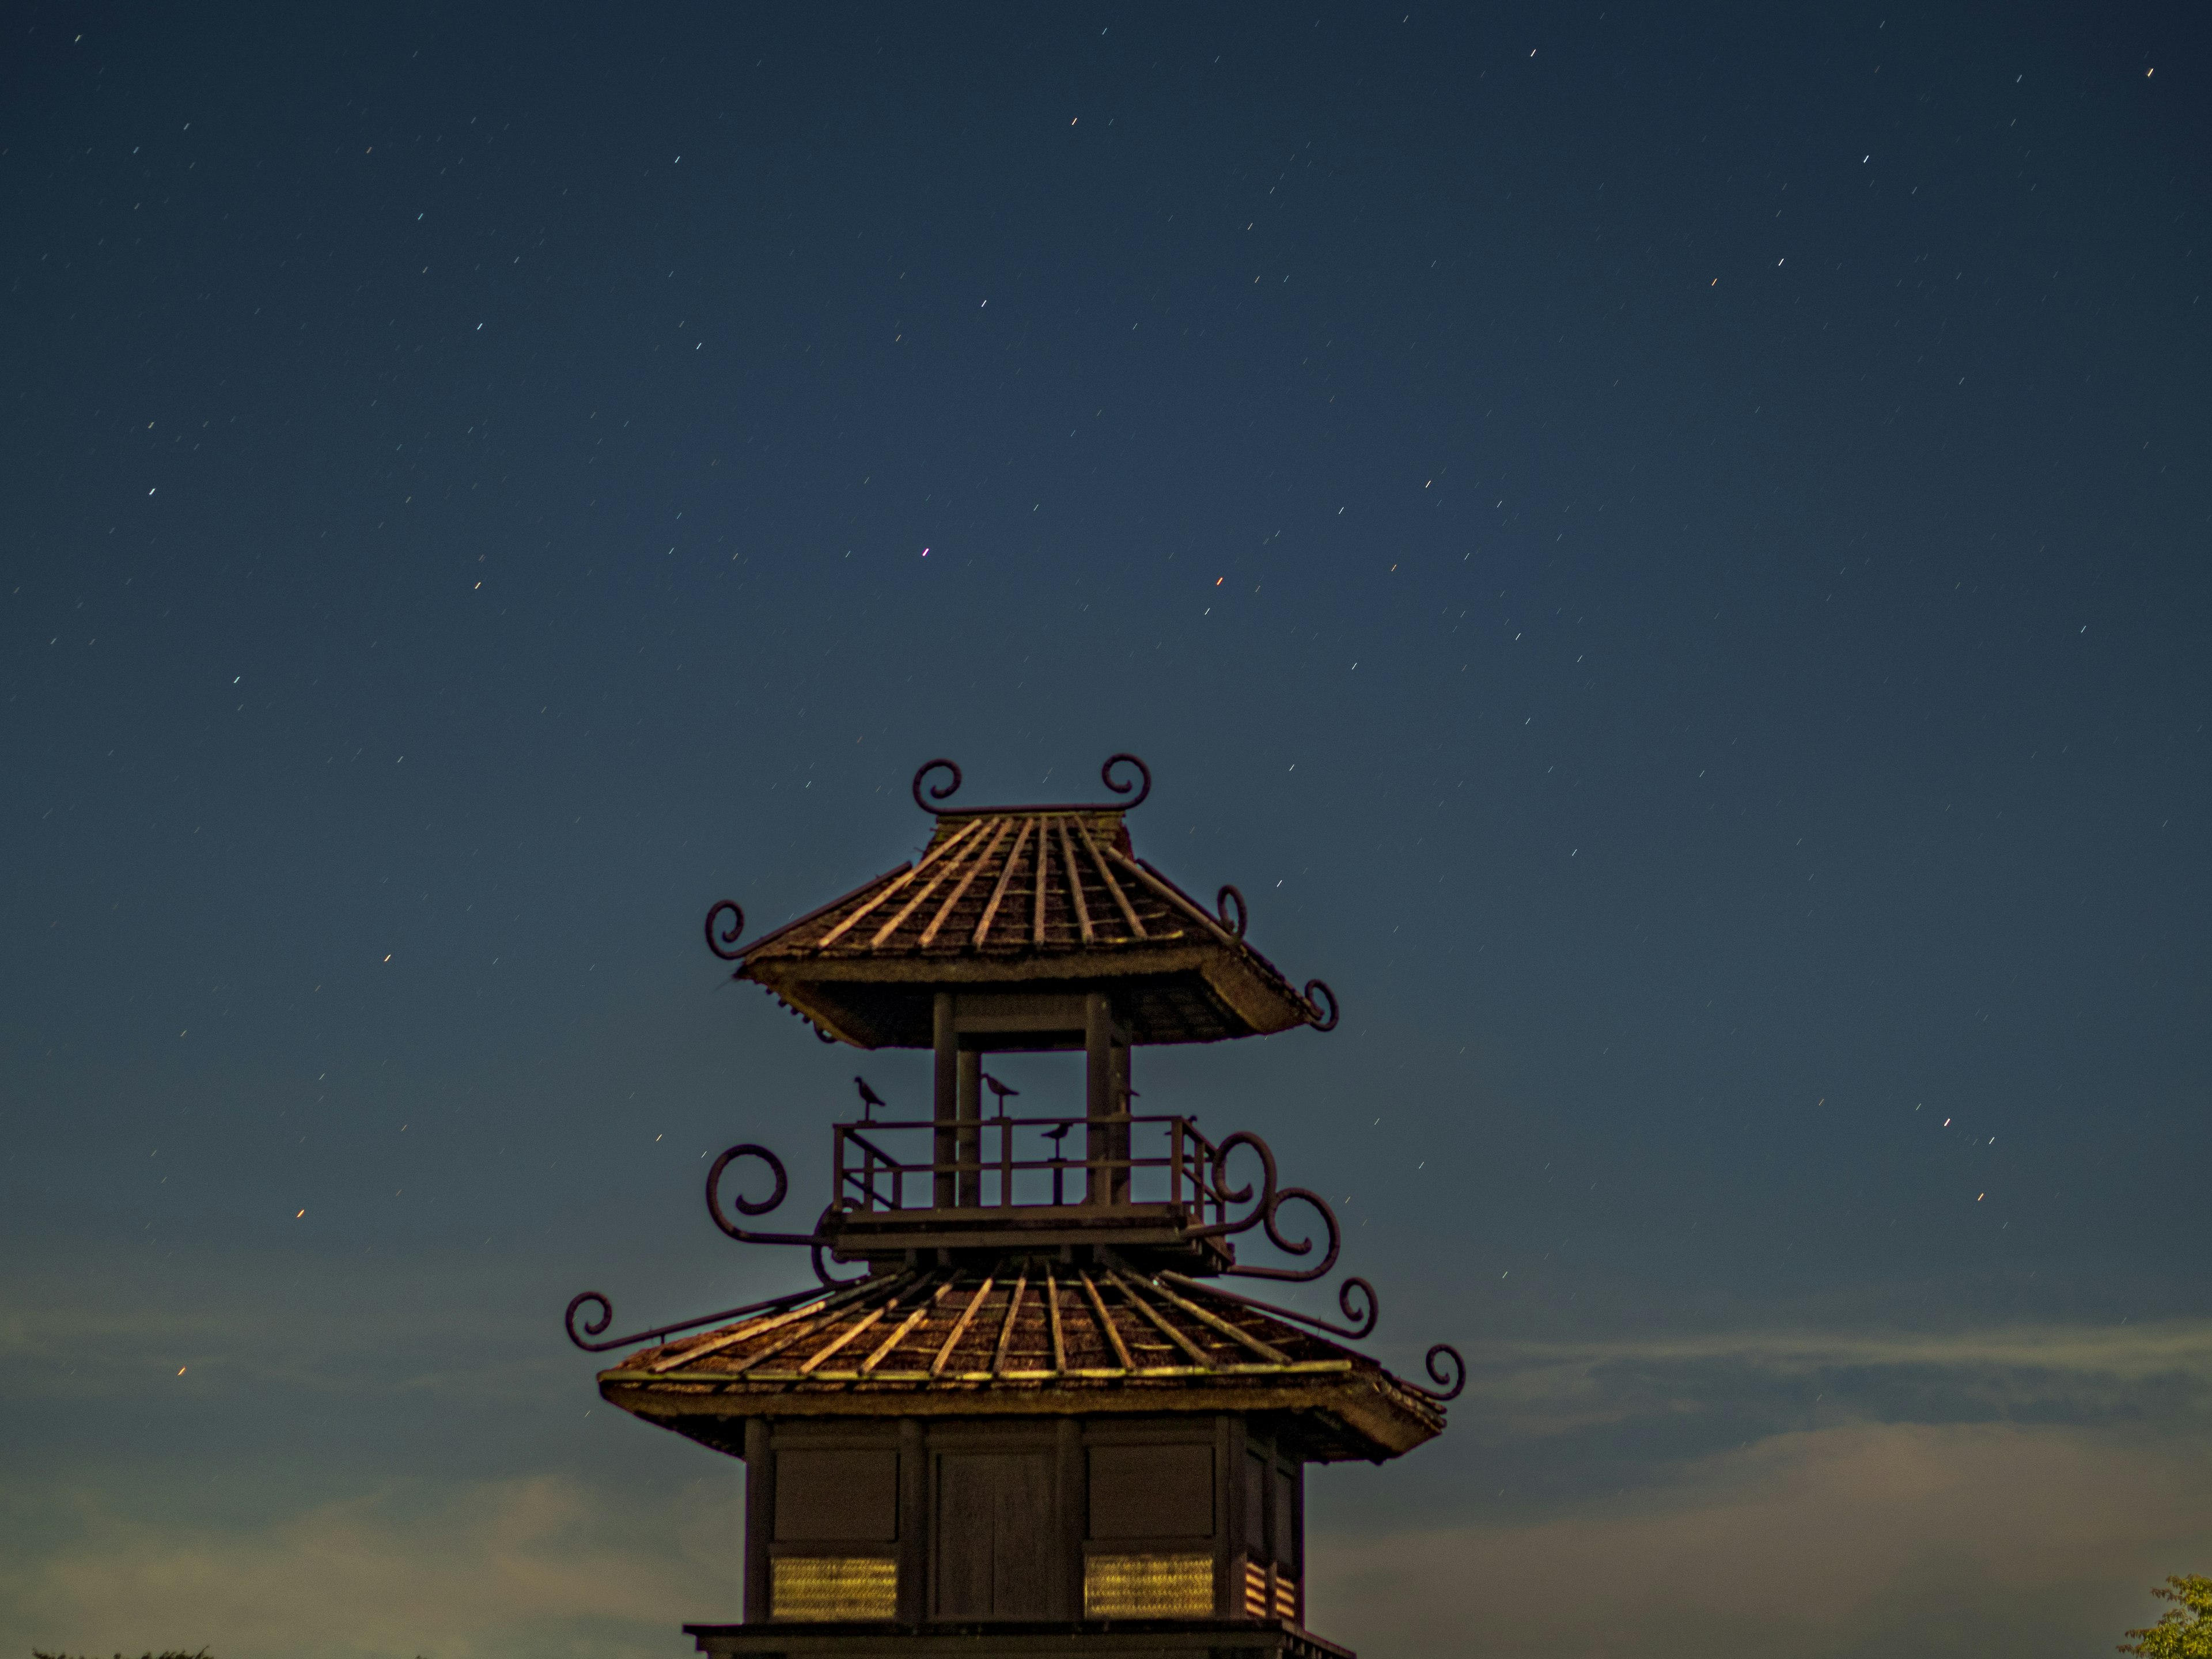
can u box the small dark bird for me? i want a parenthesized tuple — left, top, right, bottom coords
(983, 1073, 1020, 1117)
(1043, 1120, 1073, 1146)
(855, 1076, 887, 1120)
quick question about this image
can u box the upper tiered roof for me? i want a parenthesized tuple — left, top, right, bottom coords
(718, 757, 1335, 1047)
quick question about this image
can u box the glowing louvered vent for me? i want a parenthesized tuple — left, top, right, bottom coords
(1084, 1552, 1214, 1617)
(770, 1556, 896, 1620)
(1242, 1560, 1270, 1617)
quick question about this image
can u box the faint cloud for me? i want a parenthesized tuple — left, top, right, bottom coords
(1312, 1421, 2212, 1659)
(1, 1474, 741, 1659)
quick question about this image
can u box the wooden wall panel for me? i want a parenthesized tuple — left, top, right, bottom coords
(774, 1449, 898, 1542)
(1087, 1443, 1213, 1540)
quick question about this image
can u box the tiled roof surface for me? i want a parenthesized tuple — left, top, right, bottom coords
(744, 812, 1213, 960)
(732, 809, 1327, 1046)
(600, 1267, 1442, 1461)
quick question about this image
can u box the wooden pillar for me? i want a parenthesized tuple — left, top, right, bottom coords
(1108, 1032, 1131, 1205)
(1084, 992, 1111, 1205)
(1056, 1415, 1085, 1619)
(897, 1417, 926, 1625)
(743, 1416, 774, 1624)
(956, 1050, 982, 1207)
(1213, 1414, 1237, 1618)
(933, 993, 957, 1208)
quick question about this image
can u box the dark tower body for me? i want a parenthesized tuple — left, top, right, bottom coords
(568, 757, 1463, 1658)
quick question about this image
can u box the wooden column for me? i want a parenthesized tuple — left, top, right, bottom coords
(1213, 1414, 1237, 1618)
(897, 1417, 926, 1625)
(1084, 992, 1111, 1205)
(1056, 1415, 1085, 1619)
(956, 1050, 982, 1207)
(743, 1416, 774, 1624)
(933, 992, 957, 1208)
(1108, 1031, 1131, 1205)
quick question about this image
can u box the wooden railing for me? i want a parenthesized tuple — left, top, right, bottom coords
(831, 1113, 1233, 1218)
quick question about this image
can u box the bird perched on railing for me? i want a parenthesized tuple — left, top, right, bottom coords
(855, 1076, 887, 1121)
(983, 1073, 1019, 1118)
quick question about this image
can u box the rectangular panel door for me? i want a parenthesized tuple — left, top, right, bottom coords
(935, 1452, 1056, 1618)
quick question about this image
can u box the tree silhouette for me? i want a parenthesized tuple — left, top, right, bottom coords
(2120, 1576, 2212, 1658)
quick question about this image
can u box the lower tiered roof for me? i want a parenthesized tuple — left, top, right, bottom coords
(599, 1264, 1444, 1463)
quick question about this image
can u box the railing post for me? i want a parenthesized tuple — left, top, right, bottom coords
(999, 1116, 1014, 1207)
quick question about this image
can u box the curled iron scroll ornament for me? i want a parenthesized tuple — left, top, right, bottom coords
(1100, 752, 1152, 809)
(1184, 1131, 1344, 1286)
(1182, 1129, 1278, 1243)
(564, 1283, 826, 1354)
(1215, 884, 1248, 938)
(912, 759, 963, 812)
(1235, 1185, 1343, 1285)
(1159, 1271, 1380, 1343)
(704, 1143, 865, 1286)
(912, 753, 1152, 815)
(704, 900, 746, 960)
(1302, 979, 1340, 1032)
(1407, 1343, 1467, 1403)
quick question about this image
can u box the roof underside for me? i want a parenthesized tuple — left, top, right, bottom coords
(598, 1266, 1442, 1463)
(733, 809, 1322, 1047)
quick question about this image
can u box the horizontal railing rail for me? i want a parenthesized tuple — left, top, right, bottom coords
(831, 1112, 1234, 1219)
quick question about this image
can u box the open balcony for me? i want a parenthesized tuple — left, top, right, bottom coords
(819, 1109, 1247, 1269)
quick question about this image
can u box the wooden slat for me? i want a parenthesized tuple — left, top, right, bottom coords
(1056, 821, 1094, 944)
(1078, 1271, 1135, 1371)
(1111, 1272, 1215, 1368)
(1076, 822, 1147, 938)
(972, 819, 1036, 947)
(920, 816, 1012, 946)
(929, 1277, 995, 1377)
(1032, 822, 1052, 944)
(645, 1276, 881, 1373)
(990, 1271, 1029, 1374)
(869, 823, 990, 947)
(817, 820, 984, 946)
(1044, 1268, 1066, 1373)
(1142, 1277, 1292, 1363)
(796, 1303, 890, 1374)
(859, 1279, 953, 1374)
(724, 863, 910, 957)
(1105, 848, 1245, 949)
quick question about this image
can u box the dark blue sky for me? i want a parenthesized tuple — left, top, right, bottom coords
(5, 6, 2207, 1657)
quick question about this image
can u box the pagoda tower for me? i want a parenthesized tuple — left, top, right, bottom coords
(567, 756, 1462, 1659)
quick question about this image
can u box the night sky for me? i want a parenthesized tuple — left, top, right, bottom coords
(5, 5, 2208, 1657)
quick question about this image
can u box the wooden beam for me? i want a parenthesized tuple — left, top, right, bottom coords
(797, 1304, 891, 1374)
(1044, 1268, 1066, 1374)
(1076, 820, 1147, 937)
(816, 819, 983, 946)
(1078, 1271, 1135, 1372)
(1142, 1277, 1292, 1363)
(1110, 1272, 1216, 1368)
(929, 1277, 995, 1377)
(1032, 821, 1052, 945)
(919, 815, 1011, 946)
(859, 1280, 952, 1374)
(972, 817, 1036, 946)
(869, 822, 988, 946)
(990, 1271, 1028, 1375)
(1056, 820, 1094, 942)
